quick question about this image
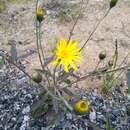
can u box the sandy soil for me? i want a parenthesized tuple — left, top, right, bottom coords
(0, 0, 130, 89)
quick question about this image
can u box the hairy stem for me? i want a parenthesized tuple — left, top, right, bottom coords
(68, 65, 130, 86)
(35, 0, 59, 100)
(68, 0, 89, 42)
(80, 8, 111, 51)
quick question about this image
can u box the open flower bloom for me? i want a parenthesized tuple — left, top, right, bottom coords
(52, 38, 81, 72)
(74, 100, 89, 114)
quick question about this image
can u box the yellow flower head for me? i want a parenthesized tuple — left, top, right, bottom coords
(74, 100, 89, 114)
(52, 38, 81, 72)
(36, 9, 44, 22)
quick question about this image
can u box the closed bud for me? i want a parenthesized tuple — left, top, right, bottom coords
(32, 71, 42, 83)
(36, 9, 45, 22)
(99, 51, 106, 60)
(74, 100, 89, 114)
(110, 0, 118, 9)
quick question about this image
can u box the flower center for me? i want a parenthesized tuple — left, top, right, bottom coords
(61, 51, 69, 58)
(80, 102, 87, 108)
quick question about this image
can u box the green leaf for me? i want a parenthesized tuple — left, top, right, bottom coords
(45, 110, 65, 129)
(62, 87, 75, 96)
(52, 98, 59, 113)
(128, 88, 130, 94)
(31, 94, 52, 118)
(64, 79, 71, 84)
(31, 100, 48, 118)
(0, 56, 4, 68)
(106, 74, 113, 82)
(10, 43, 17, 63)
(106, 113, 113, 130)
(127, 69, 130, 93)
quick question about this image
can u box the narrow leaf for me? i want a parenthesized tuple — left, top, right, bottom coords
(127, 69, 130, 94)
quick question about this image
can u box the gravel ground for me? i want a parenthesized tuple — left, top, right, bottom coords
(0, 0, 130, 74)
(0, 59, 130, 130)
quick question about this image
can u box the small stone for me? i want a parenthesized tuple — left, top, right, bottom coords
(127, 94, 130, 101)
(14, 102, 21, 111)
(89, 109, 96, 123)
(66, 112, 73, 120)
(22, 106, 30, 114)
(23, 115, 30, 122)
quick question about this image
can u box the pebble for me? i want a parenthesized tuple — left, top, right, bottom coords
(127, 94, 130, 101)
(22, 106, 30, 115)
(89, 109, 96, 123)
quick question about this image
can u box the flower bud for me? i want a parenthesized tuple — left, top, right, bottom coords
(99, 51, 106, 60)
(36, 9, 44, 22)
(32, 71, 42, 83)
(110, 0, 118, 9)
(74, 100, 89, 114)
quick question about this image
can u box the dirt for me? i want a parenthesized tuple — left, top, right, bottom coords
(0, 0, 130, 89)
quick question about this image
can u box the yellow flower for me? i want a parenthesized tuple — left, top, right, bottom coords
(36, 9, 44, 22)
(74, 100, 89, 114)
(52, 38, 81, 72)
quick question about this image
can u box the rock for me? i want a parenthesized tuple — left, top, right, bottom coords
(89, 109, 96, 123)
(127, 94, 130, 101)
(66, 112, 73, 120)
(22, 106, 30, 115)
(20, 115, 30, 130)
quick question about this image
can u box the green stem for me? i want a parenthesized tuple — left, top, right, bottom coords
(108, 51, 130, 90)
(118, 51, 130, 68)
(80, 8, 111, 51)
(35, 0, 59, 100)
(53, 63, 59, 86)
(36, 0, 44, 68)
(110, 41, 118, 86)
(67, 0, 88, 42)
(94, 60, 101, 71)
(113, 40, 118, 69)
(109, 66, 127, 89)
(38, 22, 46, 65)
(56, 89, 73, 111)
(38, 22, 52, 76)
(68, 65, 130, 86)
